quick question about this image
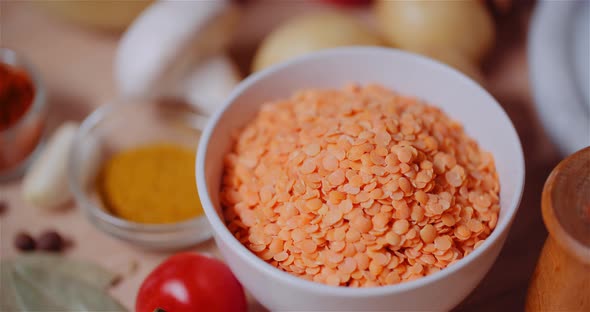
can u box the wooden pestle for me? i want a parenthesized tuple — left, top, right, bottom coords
(526, 146, 590, 311)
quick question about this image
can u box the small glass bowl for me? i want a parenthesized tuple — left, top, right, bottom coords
(0, 48, 47, 181)
(68, 97, 212, 250)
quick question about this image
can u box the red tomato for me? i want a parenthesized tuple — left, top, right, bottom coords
(321, 0, 372, 6)
(136, 253, 247, 312)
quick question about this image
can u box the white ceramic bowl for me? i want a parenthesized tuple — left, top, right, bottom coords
(196, 47, 525, 311)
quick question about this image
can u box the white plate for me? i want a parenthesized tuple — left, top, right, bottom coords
(529, 0, 590, 155)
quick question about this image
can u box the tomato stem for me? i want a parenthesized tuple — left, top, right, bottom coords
(154, 308, 167, 312)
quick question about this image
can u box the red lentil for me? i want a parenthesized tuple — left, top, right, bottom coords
(222, 84, 500, 287)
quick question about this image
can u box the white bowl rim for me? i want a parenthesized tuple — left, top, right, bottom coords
(196, 47, 525, 297)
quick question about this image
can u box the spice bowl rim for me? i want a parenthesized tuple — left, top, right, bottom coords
(69, 98, 212, 249)
(196, 46, 525, 305)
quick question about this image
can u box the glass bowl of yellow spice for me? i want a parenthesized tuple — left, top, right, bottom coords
(68, 98, 212, 250)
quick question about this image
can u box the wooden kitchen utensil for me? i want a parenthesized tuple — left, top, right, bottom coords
(526, 146, 590, 311)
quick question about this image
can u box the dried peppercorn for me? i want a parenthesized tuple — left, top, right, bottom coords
(37, 230, 64, 252)
(14, 232, 36, 251)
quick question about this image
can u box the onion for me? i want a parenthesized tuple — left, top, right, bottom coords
(252, 11, 382, 72)
(374, 0, 495, 63)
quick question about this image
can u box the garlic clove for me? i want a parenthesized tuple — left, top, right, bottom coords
(21, 122, 99, 210)
(182, 54, 241, 117)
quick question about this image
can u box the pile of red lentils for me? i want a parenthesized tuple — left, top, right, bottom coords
(221, 84, 500, 287)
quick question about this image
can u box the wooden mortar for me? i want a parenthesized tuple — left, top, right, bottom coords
(526, 146, 590, 311)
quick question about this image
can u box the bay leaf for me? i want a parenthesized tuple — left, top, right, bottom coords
(0, 255, 127, 312)
(15, 253, 119, 289)
(1, 262, 21, 311)
(9, 266, 66, 311)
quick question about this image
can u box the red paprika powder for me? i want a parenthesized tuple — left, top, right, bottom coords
(0, 58, 45, 178)
(0, 62, 35, 131)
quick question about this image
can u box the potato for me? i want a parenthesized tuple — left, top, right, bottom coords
(374, 0, 495, 63)
(252, 11, 382, 72)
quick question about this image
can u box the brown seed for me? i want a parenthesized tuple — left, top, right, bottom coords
(14, 232, 36, 252)
(37, 230, 64, 252)
(0, 201, 8, 217)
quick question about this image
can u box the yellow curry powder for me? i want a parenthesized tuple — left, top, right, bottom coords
(99, 143, 204, 224)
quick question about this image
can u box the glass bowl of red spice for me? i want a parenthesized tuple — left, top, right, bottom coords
(0, 48, 47, 181)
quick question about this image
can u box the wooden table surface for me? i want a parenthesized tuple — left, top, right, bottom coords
(0, 1, 563, 311)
